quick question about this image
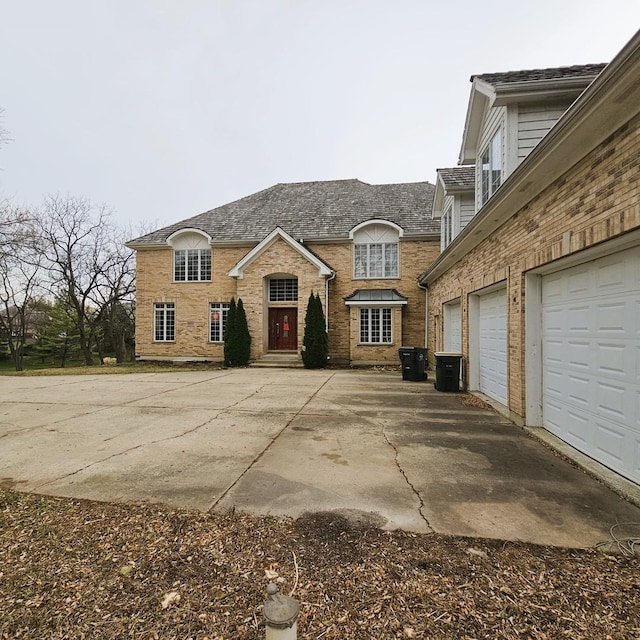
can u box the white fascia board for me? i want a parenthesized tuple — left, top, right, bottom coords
(420, 31, 640, 286)
(431, 174, 447, 218)
(491, 77, 598, 106)
(227, 226, 334, 279)
(458, 79, 493, 164)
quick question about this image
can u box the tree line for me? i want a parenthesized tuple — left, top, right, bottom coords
(0, 195, 137, 371)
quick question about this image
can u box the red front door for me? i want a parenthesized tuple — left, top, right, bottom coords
(268, 307, 297, 351)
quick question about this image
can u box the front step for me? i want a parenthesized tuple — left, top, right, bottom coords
(251, 352, 303, 368)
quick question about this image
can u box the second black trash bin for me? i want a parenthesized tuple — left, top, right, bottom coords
(434, 352, 462, 392)
(398, 347, 427, 382)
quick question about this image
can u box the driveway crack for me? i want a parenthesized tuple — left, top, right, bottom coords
(382, 427, 432, 530)
(28, 374, 287, 492)
(209, 372, 337, 511)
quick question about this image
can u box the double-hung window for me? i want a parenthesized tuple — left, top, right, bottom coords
(174, 249, 211, 281)
(210, 302, 230, 343)
(359, 308, 392, 344)
(481, 128, 502, 205)
(354, 243, 398, 278)
(154, 303, 175, 341)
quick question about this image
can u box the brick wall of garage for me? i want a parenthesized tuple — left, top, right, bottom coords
(427, 112, 640, 419)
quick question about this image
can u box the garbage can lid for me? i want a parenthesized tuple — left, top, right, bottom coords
(435, 352, 462, 357)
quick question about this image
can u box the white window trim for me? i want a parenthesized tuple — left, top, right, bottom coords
(174, 248, 211, 282)
(154, 302, 175, 342)
(358, 307, 393, 344)
(441, 202, 454, 251)
(209, 302, 229, 343)
(480, 127, 503, 205)
(353, 242, 399, 279)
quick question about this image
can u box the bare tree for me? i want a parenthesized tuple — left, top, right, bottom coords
(0, 107, 9, 150)
(89, 225, 136, 363)
(0, 208, 44, 371)
(38, 195, 136, 366)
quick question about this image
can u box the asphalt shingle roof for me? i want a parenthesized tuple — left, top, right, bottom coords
(473, 63, 607, 86)
(437, 166, 475, 190)
(128, 179, 437, 246)
(471, 63, 607, 84)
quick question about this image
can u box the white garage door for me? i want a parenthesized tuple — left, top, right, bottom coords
(479, 289, 508, 404)
(542, 245, 640, 484)
(443, 301, 462, 352)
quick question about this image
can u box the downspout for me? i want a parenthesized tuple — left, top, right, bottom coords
(418, 282, 429, 365)
(325, 270, 336, 331)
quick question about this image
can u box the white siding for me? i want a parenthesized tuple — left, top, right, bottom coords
(517, 103, 572, 162)
(459, 195, 475, 232)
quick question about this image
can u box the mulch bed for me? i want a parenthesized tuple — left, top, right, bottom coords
(1, 489, 638, 639)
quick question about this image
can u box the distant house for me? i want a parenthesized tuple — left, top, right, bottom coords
(127, 180, 439, 366)
(421, 33, 640, 485)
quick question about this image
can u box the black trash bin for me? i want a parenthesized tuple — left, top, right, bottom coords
(434, 352, 462, 392)
(398, 347, 427, 382)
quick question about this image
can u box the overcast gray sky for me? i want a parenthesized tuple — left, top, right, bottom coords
(1, 1, 639, 230)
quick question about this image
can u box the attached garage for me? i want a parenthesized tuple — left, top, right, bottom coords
(476, 288, 508, 405)
(541, 245, 640, 484)
(443, 300, 462, 352)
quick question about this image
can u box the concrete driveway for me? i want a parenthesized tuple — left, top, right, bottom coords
(1, 368, 639, 548)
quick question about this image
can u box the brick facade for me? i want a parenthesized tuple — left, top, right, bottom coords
(426, 112, 640, 421)
(135, 235, 440, 364)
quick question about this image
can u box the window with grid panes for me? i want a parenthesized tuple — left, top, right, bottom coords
(174, 249, 211, 281)
(354, 242, 398, 278)
(269, 278, 298, 302)
(209, 302, 230, 342)
(154, 303, 175, 341)
(359, 308, 392, 343)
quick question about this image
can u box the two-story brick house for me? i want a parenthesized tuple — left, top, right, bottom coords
(421, 32, 640, 486)
(127, 179, 439, 366)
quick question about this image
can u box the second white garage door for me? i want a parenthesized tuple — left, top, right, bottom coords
(542, 245, 640, 484)
(478, 289, 508, 404)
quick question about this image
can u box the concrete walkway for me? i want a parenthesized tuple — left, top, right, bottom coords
(1, 368, 639, 548)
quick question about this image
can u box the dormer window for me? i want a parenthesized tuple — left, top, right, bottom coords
(351, 221, 402, 279)
(167, 229, 212, 282)
(481, 128, 502, 205)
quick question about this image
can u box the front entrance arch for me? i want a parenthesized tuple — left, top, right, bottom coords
(266, 275, 299, 352)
